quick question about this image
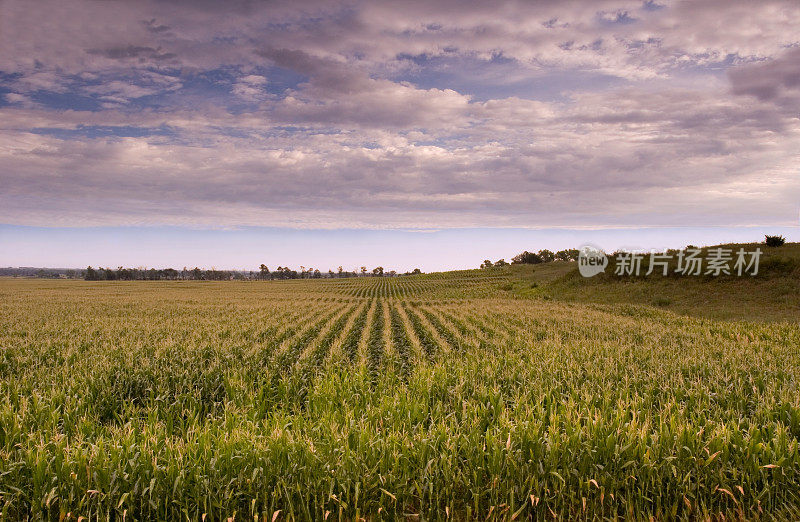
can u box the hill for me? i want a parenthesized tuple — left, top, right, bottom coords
(483, 242, 800, 322)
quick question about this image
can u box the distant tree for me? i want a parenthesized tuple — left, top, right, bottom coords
(328, 269, 335, 278)
(411, 268, 422, 274)
(259, 264, 270, 280)
(538, 249, 555, 263)
(338, 266, 344, 277)
(512, 251, 542, 264)
(372, 266, 384, 276)
(192, 267, 202, 280)
(360, 266, 367, 276)
(272, 266, 299, 279)
(495, 259, 509, 267)
(555, 249, 579, 262)
(481, 259, 493, 269)
(765, 235, 786, 247)
(313, 269, 322, 278)
(113, 266, 127, 280)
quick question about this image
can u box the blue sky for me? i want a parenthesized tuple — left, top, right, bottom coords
(1, 1, 798, 269)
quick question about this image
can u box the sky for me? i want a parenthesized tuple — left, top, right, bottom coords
(1, 0, 799, 271)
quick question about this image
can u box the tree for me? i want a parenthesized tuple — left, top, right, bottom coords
(360, 266, 367, 276)
(372, 266, 384, 276)
(555, 249, 579, 261)
(538, 249, 555, 263)
(765, 235, 786, 247)
(495, 259, 509, 267)
(85, 266, 99, 281)
(259, 264, 270, 280)
(338, 266, 344, 277)
(512, 251, 542, 264)
(411, 268, 422, 274)
(481, 259, 493, 269)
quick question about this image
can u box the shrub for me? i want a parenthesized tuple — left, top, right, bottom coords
(765, 235, 786, 247)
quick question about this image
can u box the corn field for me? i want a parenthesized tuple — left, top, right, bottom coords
(0, 276, 798, 520)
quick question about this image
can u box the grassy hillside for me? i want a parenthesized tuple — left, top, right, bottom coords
(491, 242, 800, 322)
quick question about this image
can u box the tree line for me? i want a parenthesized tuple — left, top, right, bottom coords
(81, 265, 425, 281)
(253, 265, 422, 280)
(480, 248, 579, 269)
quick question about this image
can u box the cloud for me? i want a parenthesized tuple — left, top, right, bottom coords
(9, 71, 68, 93)
(86, 45, 177, 63)
(231, 74, 270, 102)
(2, 82, 797, 229)
(80, 72, 183, 104)
(3, 93, 36, 107)
(3, 0, 798, 77)
(729, 46, 800, 102)
(0, 0, 799, 230)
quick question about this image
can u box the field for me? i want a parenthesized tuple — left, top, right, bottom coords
(1, 250, 799, 520)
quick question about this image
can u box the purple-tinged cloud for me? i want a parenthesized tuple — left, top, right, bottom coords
(0, 0, 799, 230)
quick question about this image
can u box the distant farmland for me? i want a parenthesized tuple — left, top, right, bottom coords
(1, 254, 799, 520)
